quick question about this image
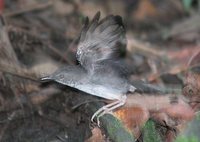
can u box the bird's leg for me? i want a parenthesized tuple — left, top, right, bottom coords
(98, 97, 126, 117)
(91, 95, 126, 126)
(97, 96, 126, 125)
(91, 100, 120, 122)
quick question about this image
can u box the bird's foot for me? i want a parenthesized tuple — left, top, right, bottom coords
(91, 107, 114, 127)
(91, 96, 126, 126)
(91, 105, 114, 126)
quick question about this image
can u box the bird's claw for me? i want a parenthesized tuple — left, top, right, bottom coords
(91, 115, 101, 127)
(91, 108, 113, 127)
(91, 98, 126, 126)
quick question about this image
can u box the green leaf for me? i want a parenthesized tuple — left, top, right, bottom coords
(175, 114, 200, 142)
(182, 0, 193, 12)
(175, 135, 199, 142)
(143, 120, 162, 142)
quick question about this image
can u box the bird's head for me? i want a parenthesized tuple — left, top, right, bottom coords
(41, 66, 87, 86)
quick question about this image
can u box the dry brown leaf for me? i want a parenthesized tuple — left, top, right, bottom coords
(114, 94, 194, 135)
(114, 106, 149, 138)
(183, 49, 200, 111)
(133, 0, 157, 21)
(85, 127, 105, 142)
(168, 46, 200, 67)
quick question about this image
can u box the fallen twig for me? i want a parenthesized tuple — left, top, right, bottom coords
(127, 38, 166, 57)
(3, 1, 53, 17)
(0, 60, 38, 81)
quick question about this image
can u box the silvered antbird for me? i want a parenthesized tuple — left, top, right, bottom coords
(41, 12, 136, 124)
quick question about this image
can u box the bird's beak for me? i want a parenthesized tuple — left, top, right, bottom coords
(40, 76, 52, 82)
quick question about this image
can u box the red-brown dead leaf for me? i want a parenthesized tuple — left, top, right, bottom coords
(188, 48, 200, 67)
(165, 129, 176, 142)
(114, 106, 149, 138)
(183, 48, 200, 111)
(133, 0, 157, 21)
(168, 46, 200, 67)
(0, 0, 4, 12)
(121, 94, 194, 126)
(163, 103, 194, 120)
(183, 73, 200, 111)
(85, 127, 105, 142)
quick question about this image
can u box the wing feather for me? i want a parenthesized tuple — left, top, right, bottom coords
(77, 12, 126, 72)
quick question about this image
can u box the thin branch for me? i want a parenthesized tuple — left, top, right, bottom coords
(3, 1, 53, 17)
(127, 38, 166, 57)
(0, 60, 38, 82)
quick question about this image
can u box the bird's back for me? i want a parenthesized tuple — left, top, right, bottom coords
(76, 61, 131, 100)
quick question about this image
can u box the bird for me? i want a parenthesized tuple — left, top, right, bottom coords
(41, 11, 136, 125)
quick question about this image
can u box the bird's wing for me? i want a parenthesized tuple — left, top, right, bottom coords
(77, 11, 126, 72)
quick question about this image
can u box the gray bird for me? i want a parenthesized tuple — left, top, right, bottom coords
(41, 12, 136, 124)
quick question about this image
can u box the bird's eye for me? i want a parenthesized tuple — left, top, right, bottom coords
(77, 50, 82, 55)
